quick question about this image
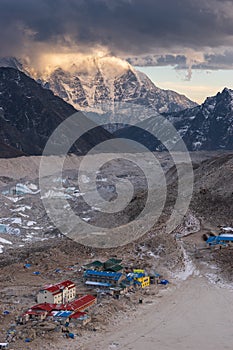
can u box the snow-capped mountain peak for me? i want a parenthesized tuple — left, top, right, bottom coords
(0, 55, 197, 118)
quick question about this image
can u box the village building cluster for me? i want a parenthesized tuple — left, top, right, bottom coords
(1, 257, 167, 345)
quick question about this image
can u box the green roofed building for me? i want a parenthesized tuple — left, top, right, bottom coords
(83, 258, 124, 272)
(83, 261, 104, 271)
(104, 258, 122, 268)
(103, 258, 123, 273)
(105, 264, 124, 273)
(104, 258, 122, 266)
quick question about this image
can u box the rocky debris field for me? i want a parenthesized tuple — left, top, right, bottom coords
(0, 151, 231, 252)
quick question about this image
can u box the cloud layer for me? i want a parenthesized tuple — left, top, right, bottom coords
(0, 0, 233, 69)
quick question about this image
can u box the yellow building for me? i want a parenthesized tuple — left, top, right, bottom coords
(133, 269, 145, 274)
(135, 276, 150, 288)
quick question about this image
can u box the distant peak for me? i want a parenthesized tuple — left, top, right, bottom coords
(215, 87, 233, 102)
(222, 87, 232, 92)
(221, 87, 233, 96)
(203, 87, 233, 106)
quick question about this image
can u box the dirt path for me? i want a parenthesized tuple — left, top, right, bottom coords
(81, 276, 233, 350)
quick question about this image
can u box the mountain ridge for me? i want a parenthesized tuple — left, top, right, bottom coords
(115, 87, 233, 151)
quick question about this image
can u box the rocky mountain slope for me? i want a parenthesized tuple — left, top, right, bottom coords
(191, 152, 233, 223)
(0, 67, 111, 157)
(116, 88, 233, 151)
(168, 88, 233, 150)
(0, 57, 28, 72)
(44, 62, 197, 113)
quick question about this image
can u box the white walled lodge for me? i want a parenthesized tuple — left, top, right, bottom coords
(37, 280, 76, 304)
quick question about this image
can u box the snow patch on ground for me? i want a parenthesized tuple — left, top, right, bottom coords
(15, 183, 40, 195)
(0, 237, 12, 253)
(41, 190, 72, 200)
(18, 213, 29, 218)
(82, 217, 91, 222)
(0, 237, 12, 245)
(173, 243, 199, 281)
(5, 196, 23, 203)
(11, 218, 22, 225)
(205, 273, 233, 290)
(27, 221, 37, 227)
(73, 192, 85, 197)
(27, 183, 38, 191)
(10, 205, 32, 212)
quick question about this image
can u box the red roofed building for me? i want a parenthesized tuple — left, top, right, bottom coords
(31, 303, 59, 312)
(19, 295, 96, 325)
(37, 280, 76, 304)
(64, 295, 96, 312)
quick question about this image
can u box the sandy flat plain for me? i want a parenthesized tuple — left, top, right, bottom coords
(81, 276, 233, 350)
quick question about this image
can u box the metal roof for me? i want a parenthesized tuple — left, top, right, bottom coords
(53, 311, 72, 318)
(219, 233, 233, 237)
(42, 280, 75, 294)
(207, 235, 233, 244)
(109, 258, 122, 263)
(84, 269, 122, 281)
(85, 281, 112, 287)
(30, 295, 96, 314)
(31, 303, 58, 312)
(127, 272, 145, 279)
(105, 264, 124, 272)
(104, 258, 122, 266)
(222, 227, 233, 232)
(64, 295, 96, 311)
(84, 260, 103, 268)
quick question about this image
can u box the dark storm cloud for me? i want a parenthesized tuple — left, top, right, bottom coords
(127, 55, 187, 67)
(0, 0, 233, 59)
(128, 51, 233, 70)
(197, 51, 233, 70)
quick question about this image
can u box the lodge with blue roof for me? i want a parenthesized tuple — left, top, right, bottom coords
(83, 269, 125, 287)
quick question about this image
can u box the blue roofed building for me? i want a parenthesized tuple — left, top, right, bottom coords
(83, 270, 124, 287)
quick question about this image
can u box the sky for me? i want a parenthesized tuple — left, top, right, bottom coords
(0, 0, 233, 102)
(137, 66, 233, 104)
